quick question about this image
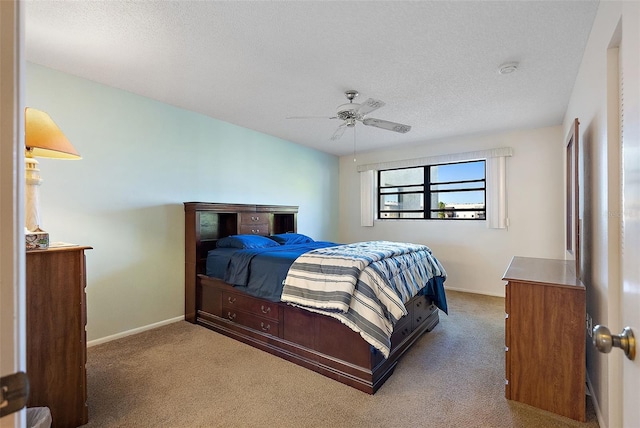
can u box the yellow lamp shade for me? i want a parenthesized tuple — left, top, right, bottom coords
(25, 107, 81, 159)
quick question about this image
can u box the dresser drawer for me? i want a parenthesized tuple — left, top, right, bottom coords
(239, 211, 269, 235)
(238, 224, 269, 235)
(240, 212, 269, 225)
(222, 291, 279, 321)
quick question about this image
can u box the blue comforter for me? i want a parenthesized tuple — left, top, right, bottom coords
(206, 242, 338, 301)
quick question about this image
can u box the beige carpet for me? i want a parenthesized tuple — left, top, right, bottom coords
(84, 291, 599, 427)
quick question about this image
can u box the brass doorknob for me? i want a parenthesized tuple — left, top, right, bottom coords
(593, 325, 636, 361)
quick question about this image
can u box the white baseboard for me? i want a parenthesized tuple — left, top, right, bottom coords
(586, 372, 606, 428)
(87, 316, 184, 348)
(444, 286, 505, 298)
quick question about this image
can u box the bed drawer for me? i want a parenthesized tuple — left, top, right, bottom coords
(412, 295, 435, 329)
(222, 309, 280, 336)
(390, 314, 412, 347)
(222, 291, 279, 321)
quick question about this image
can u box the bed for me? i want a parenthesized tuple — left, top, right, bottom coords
(184, 202, 448, 393)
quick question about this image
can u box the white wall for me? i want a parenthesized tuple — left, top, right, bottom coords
(339, 126, 565, 297)
(561, 2, 636, 427)
(26, 63, 339, 342)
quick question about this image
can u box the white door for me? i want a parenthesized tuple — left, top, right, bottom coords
(0, 1, 25, 427)
(620, 2, 640, 426)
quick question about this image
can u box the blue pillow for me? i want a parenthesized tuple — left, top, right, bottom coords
(216, 234, 280, 249)
(270, 233, 314, 245)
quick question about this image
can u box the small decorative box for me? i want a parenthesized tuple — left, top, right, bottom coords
(26, 228, 49, 251)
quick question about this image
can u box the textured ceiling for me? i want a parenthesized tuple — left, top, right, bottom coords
(25, 1, 599, 156)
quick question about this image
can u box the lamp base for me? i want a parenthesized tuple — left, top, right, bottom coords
(26, 227, 49, 251)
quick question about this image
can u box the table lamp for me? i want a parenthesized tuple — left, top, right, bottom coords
(25, 107, 81, 250)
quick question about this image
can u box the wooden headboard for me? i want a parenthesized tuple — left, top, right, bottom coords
(183, 202, 298, 322)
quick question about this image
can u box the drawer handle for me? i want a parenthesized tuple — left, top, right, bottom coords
(416, 301, 422, 308)
(227, 296, 236, 304)
(260, 322, 270, 332)
(252, 229, 259, 234)
(260, 305, 271, 314)
(402, 327, 410, 336)
(416, 316, 422, 323)
(227, 312, 236, 321)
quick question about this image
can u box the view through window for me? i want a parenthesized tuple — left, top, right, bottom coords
(378, 160, 486, 220)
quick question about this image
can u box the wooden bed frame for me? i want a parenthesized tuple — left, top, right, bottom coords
(184, 202, 441, 393)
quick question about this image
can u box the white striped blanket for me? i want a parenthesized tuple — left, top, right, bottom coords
(281, 241, 447, 358)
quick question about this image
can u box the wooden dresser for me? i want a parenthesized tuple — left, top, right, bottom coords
(502, 256, 586, 422)
(26, 246, 91, 428)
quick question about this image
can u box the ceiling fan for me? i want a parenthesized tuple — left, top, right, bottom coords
(287, 90, 412, 141)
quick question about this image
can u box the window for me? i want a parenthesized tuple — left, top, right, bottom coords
(378, 160, 486, 220)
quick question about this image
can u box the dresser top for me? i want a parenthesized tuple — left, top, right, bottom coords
(26, 245, 92, 254)
(502, 256, 584, 289)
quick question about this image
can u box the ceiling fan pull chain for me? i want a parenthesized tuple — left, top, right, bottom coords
(353, 125, 357, 162)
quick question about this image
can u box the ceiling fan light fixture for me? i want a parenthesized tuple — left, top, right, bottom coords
(498, 62, 519, 75)
(337, 103, 360, 120)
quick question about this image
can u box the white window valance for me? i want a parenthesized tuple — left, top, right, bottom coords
(356, 147, 513, 172)
(359, 147, 512, 229)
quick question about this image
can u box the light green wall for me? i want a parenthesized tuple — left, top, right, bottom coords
(26, 63, 339, 342)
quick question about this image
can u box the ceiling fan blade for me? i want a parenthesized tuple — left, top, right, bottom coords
(330, 123, 348, 141)
(286, 116, 337, 120)
(357, 98, 385, 116)
(362, 117, 411, 133)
